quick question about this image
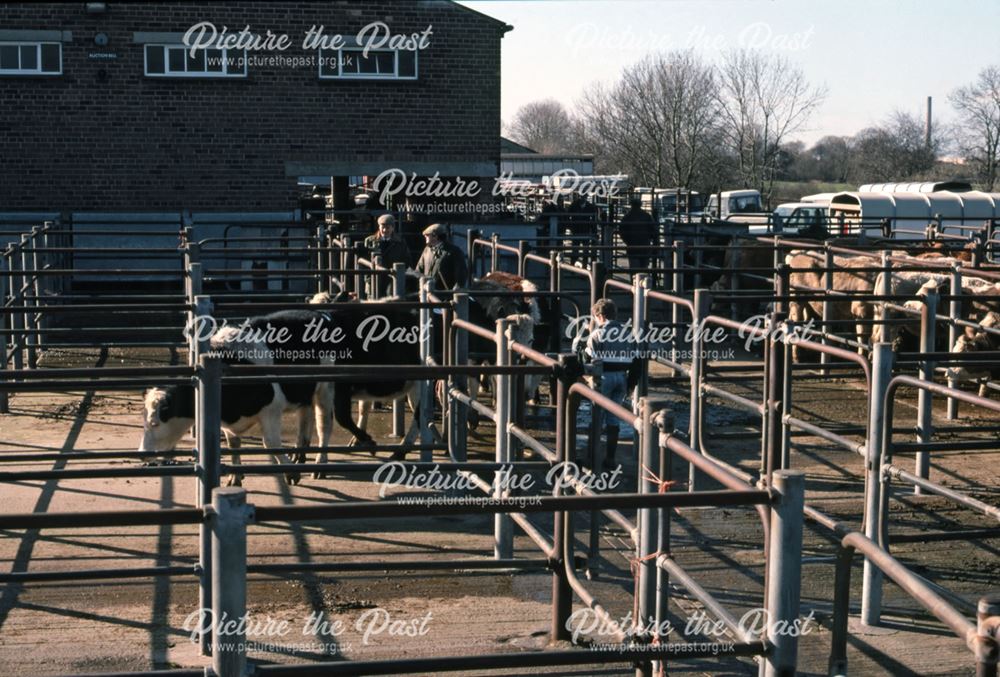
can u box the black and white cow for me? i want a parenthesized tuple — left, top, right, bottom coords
(308, 291, 426, 461)
(464, 274, 540, 429)
(139, 319, 332, 486)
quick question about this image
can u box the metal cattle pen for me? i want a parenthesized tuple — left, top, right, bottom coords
(3, 213, 1000, 675)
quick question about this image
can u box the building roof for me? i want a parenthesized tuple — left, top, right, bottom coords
(500, 137, 538, 154)
(437, 1, 513, 31)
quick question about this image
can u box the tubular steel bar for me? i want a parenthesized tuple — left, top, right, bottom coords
(250, 642, 766, 675)
(862, 345, 894, 627)
(764, 469, 805, 677)
(253, 490, 770, 524)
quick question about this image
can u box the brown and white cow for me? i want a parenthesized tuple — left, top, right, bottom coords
(785, 251, 879, 359)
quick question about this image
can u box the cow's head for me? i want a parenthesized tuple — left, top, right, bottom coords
(138, 387, 194, 452)
(947, 317, 1000, 382)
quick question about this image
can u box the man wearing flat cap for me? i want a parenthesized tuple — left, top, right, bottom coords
(363, 214, 411, 296)
(416, 223, 469, 290)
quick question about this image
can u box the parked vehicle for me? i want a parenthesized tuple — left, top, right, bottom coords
(633, 187, 704, 223)
(704, 189, 769, 225)
(763, 201, 829, 235)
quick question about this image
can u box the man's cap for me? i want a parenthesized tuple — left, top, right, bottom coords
(377, 214, 396, 227)
(422, 223, 448, 237)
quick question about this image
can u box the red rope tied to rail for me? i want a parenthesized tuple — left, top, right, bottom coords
(640, 464, 685, 509)
(629, 551, 665, 674)
(634, 464, 683, 676)
(651, 633, 667, 677)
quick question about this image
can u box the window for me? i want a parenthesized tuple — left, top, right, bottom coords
(0, 42, 61, 75)
(144, 44, 246, 78)
(319, 48, 417, 80)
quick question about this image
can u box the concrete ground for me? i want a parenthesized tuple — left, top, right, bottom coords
(0, 345, 998, 676)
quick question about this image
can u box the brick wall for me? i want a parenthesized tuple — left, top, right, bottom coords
(0, 1, 505, 211)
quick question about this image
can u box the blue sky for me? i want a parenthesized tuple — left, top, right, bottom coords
(460, 0, 1000, 146)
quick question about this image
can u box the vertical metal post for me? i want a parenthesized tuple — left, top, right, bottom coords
(693, 228, 704, 290)
(30, 227, 44, 354)
(947, 265, 962, 420)
(670, 240, 684, 375)
(211, 487, 250, 677)
(549, 252, 561, 353)
(391, 260, 409, 435)
(518, 240, 529, 279)
(8, 244, 23, 372)
(780, 320, 794, 470)
(828, 544, 855, 676)
(20, 235, 36, 369)
(878, 251, 891, 346)
(915, 288, 938, 493)
(0, 247, 9, 413)
(636, 399, 658, 666)
(633, 273, 649, 406)
(187, 264, 203, 366)
(762, 469, 805, 677)
(419, 276, 434, 462)
(688, 289, 711, 491)
(450, 293, 469, 462)
(314, 222, 325, 295)
(550, 355, 575, 642)
(494, 318, 513, 560)
(821, 246, 834, 375)
(977, 595, 1000, 677)
(325, 227, 338, 296)
(589, 260, 606, 311)
(343, 236, 356, 296)
(861, 343, 894, 626)
(490, 233, 500, 273)
(193, 296, 213, 366)
(370, 254, 383, 300)
(653, 410, 672, 677)
(197, 354, 222, 657)
(587, 360, 603, 571)
(766, 312, 787, 480)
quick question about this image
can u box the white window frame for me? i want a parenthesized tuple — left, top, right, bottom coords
(0, 42, 62, 76)
(318, 47, 418, 81)
(143, 44, 247, 78)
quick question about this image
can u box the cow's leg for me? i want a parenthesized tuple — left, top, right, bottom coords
(295, 406, 314, 471)
(357, 399, 373, 434)
(467, 368, 482, 431)
(313, 384, 333, 472)
(335, 388, 374, 447)
(789, 303, 803, 363)
(224, 432, 242, 487)
(260, 407, 299, 486)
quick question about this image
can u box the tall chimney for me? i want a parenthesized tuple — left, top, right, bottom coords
(925, 96, 932, 148)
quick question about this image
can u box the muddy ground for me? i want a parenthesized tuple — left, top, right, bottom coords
(0, 345, 998, 676)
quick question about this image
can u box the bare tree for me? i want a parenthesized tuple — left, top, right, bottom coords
(950, 66, 1000, 190)
(851, 110, 937, 182)
(505, 99, 575, 154)
(576, 51, 720, 188)
(714, 49, 826, 199)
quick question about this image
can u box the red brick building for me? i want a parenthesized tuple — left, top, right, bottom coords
(0, 1, 509, 211)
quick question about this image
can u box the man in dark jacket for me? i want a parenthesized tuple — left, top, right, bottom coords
(363, 214, 410, 296)
(618, 199, 659, 278)
(416, 223, 469, 291)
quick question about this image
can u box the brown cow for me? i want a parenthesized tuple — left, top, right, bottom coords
(709, 239, 776, 320)
(785, 251, 879, 360)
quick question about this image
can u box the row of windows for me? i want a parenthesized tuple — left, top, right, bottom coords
(0, 43, 62, 74)
(0, 41, 419, 80)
